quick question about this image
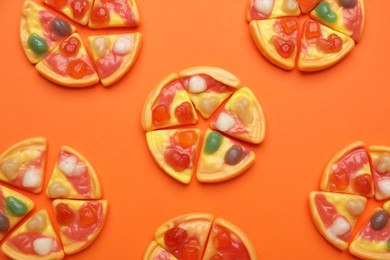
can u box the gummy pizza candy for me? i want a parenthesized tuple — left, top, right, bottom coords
(144, 213, 257, 260)
(20, 0, 142, 87)
(247, 0, 364, 71)
(1, 210, 64, 259)
(142, 67, 266, 184)
(0, 137, 47, 193)
(144, 241, 178, 260)
(310, 141, 390, 259)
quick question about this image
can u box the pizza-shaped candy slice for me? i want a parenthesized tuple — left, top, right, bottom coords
(247, 0, 300, 21)
(210, 87, 265, 144)
(146, 129, 201, 184)
(87, 32, 142, 87)
(250, 17, 299, 70)
(297, 0, 321, 13)
(349, 204, 390, 259)
(197, 129, 255, 183)
(53, 199, 108, 254)
(311, 0, 365, 42)
(143, 241, 178, 260)
(203, 218, 257, 260)
(298, 20, 355, 71)
(368, 146, 390, 201)
(320, 141, 374, 197)
(0, 185, 34, 242)
(46, 146, 102, 200)
(309, 191, 366, 250)
(0, 137, 47, 193)
(36, 33, 99, 87)
(142, 73, 198, 131)
(42, 0, 94, 25)
(20, 0, 76, 64)
(179, 66, 241, 119)
(154, 213, 213, 260)
(89, 0, 140, 29)
(1, 210, 64, 259)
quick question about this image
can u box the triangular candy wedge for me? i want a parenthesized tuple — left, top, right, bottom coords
(309, 191, 366, 250)
(142, 73, 198, 131)
(298, 20, 355, 71)
(368, 146, 390, 201)
(320, 141, 374, 197)
(179, 66, 241, 119)
(297, 0, 321, 13)
(20, 0, 76, 64)
(87, 32, 143, 87)
(52, 199, 108, 254)
(247, 0, 301, 21)
(143, 241, 178, 260)
(0, 137, 47, 193)
(203, 218, 257, 259)
(249, 17, 299, 70)
(0, 185, 34, 241)
(146, 129, 201, 184)
(88, 0, 140, 29)
(210, 87, 265, 144)
(42, 0, 94, 25)
(154, 213, 213, 259)
(46, 146, 102, 199)
(36, 33, 99, 87)
(310, 0, 365, 42)
(1, 210, 64, 259)
(197, 129, 255, 183)
(350, 204, 390, 259)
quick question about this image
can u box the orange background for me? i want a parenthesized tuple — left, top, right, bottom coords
(0, 0, 389, 259)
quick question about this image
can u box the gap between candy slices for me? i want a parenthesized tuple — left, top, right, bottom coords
(142, 66, 266, 184)
(0, 137, 108, 259)
(20, 0, 142, 87)
(247, 0, 364, 71)
(309, 141, 390, 259)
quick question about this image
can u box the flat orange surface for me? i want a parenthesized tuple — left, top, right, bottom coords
(1, 0, 390, 259)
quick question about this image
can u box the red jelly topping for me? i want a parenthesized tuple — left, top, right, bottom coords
(305, 21, 322, 40)
(164, 227, 201, 259)
(91, 5, 110, 24)
(271, 36, 295, 58)
(164, 148, 190, 172)
(317, 34, 343, 53)
(95, 51, 124, 79)
(79, 204, 99, 228)
(152, 105, 171, 126)
(352, 174, 372, 197)
(173, 130, 197, 148)
(59, 37, 80, 57)
(71, 0, 89, 19)
(49, 0, 67, 9)
(68, 58, 95, 79)
(56, 203, 75, 226)
(174, 102, 195, 124)
(9, 232, 61, 255)
(279, 17, 299, 35)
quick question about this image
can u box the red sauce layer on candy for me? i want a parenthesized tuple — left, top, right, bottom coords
(9, 232, 61, 255)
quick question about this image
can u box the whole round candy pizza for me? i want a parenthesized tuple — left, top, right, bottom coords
(0, 137, 108, 259)
(247, 0, 365, 71)
(141, 66, 266, 184)
(143, 213, 258, 260)
(20, 0, 142, 87)
(309, 141, 390, 259)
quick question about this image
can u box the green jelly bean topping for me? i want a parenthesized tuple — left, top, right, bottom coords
(27, 33, 48, 54)
(204, 132, 223, 154)
(315, 2, 337, 23)
(6, 196, 28, 216)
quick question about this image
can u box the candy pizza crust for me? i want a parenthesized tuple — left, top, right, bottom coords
(309, 191, 366, 250)
(20, 0, 76, 64)
(154, 213, 213, 259)
(179, 66, 241, 119)
(349, 206, 390, 260)
(210, 87, 266, 144)
(197, 129, 255, 183)
(42, 0, 94, 26)
(298, 20, 355, 71)
(143, 241, 178, 260)
(369, 146, 390, 201)
(320, 141, 374, 197)
(310, 0, 365, 43)
(247, 0, 301, 22)
(52, 199, 108, 255)
(146, 129, 202, 184)
(46, 146, 102, 200)
(35, 33, 99, 88)
(249, 17, 299, 70)
(1, 210, 64, 260)
(0, 137, 47, 193)
(0, 185, 35, 242)
(203, 218, 258, 260)
(141, 73, 198, 131)
(88, 0, 140, 29)
(87, 32, 142, 87)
